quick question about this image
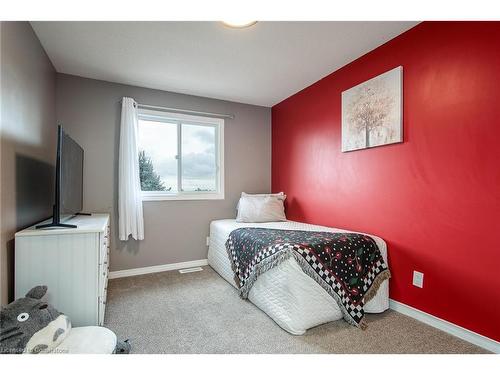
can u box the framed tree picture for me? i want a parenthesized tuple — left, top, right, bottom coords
(341, 66, 403, 152)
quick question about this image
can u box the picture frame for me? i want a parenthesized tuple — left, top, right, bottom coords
(341, 66, 403, 152)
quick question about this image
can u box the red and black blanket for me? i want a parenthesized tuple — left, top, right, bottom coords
(226, 228, 391, 329)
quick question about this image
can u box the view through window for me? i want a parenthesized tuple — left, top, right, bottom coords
(137, 111, 223, 199)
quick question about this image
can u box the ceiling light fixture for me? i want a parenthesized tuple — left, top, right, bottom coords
(222, 21, 257, 29)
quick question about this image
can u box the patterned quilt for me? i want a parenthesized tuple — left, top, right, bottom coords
(226, 228, 391, 328)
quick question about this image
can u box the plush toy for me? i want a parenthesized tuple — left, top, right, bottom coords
(0, 286, 131, 354)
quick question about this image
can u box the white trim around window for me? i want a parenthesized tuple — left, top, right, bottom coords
(138, 108, 225, 201)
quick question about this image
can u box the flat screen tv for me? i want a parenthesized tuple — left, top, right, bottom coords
(36, 126, 85, 229)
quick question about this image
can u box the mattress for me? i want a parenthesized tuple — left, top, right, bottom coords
(207, 219, 389, 335)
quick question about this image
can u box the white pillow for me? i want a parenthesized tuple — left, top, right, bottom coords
(236, 195, 287, 223)
(241, 192, 286, 200)
(236, 192, 286, 211)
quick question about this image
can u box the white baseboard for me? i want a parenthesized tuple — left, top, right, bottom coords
(108, 259, 209, 279)
(390, 299, 499, 353)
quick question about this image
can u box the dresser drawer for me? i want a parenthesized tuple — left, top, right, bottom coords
(99, 230, 110, 265)
(98, 289, 107, 326)
(99, 259, 109, 293)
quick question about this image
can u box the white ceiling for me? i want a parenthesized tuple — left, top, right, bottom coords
(31, 21, 418, 107)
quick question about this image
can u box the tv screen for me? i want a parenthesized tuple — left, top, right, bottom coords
(60, 128, 83, 216)
(35, 126, 84, 229)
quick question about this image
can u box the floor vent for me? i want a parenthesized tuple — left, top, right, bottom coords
(178, 267, 204, 274)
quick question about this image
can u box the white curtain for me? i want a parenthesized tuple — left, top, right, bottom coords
(118, 97, 144, 240)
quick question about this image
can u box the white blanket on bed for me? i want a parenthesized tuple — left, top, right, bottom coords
(207, 219, 389, 335)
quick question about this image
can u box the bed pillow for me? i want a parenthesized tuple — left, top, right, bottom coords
(236, 195, 287, 223)
(236, 192, 286, 210)
(241, 192, 286, 200)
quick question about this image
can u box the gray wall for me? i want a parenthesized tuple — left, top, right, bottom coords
(0, 22, 57, 305)
(56, 74, 271, 272)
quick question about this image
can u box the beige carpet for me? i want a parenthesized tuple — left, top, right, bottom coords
(104, 266, 488, 354)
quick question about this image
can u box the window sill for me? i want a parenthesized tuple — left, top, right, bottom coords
(141, 192, 225, 201)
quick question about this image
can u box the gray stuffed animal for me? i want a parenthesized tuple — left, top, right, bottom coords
(0, 286, 131, 354)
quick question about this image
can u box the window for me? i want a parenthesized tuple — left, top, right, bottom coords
(137, 109, 224, 200)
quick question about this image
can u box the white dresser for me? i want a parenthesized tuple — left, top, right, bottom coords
(15, 214, 110, 327)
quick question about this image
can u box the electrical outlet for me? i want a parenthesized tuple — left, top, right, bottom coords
(413, 271, 424, 288)
(206, 236, 210, 246)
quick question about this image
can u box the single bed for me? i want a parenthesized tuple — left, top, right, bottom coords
(208, 219, 389, 335)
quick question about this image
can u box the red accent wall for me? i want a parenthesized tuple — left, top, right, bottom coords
(272, 22, 500, 341)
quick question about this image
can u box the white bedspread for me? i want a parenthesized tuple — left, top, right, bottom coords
(207, 219, 389, 335)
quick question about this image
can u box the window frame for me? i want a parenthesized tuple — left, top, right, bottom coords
(138, 108, 224, 201)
